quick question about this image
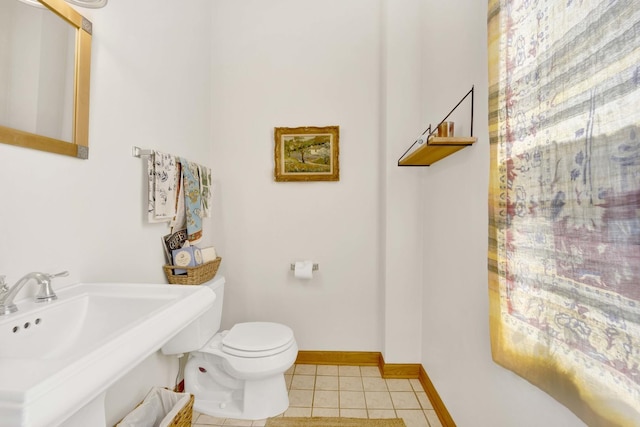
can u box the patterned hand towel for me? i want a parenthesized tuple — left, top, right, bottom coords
(179, 158, 203, 244)
(170, 162, 186, 231)
(147, 151, 178, 222)
(199, 164, 212, 218)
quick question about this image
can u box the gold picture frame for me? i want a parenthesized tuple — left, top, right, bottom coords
(274, 126, 339, 182)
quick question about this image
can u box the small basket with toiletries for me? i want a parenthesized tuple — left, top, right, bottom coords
(163, 257, 221, 286)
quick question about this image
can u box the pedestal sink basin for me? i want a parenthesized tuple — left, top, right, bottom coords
(0, 282, 216, 427)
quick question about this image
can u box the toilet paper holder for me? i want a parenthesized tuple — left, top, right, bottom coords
(290, 263, 319, 271)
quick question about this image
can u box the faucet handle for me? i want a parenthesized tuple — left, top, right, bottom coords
(35, 271, 68, 303)
(0, 275, 7, 292)
(47, 271, 69, 280)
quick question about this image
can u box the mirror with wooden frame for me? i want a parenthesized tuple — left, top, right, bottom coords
(0, 0, 92, 159)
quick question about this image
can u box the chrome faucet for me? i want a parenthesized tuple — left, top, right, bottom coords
(0, 271, 69, 315)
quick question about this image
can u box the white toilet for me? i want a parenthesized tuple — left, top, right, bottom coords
(161, 276, 298, 420)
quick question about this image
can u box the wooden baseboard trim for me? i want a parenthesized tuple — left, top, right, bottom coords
(296, 350, 381, 366)
(295, 351, 455, 426)
(418, 366, 456, 427)
(380, 363, 422, 379)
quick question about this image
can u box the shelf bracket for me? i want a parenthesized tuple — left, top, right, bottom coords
(398, 85, 475, 167)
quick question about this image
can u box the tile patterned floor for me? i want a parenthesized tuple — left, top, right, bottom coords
(192, 364, 443, 427)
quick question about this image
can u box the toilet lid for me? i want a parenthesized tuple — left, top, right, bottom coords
(222, 322, 294, 357)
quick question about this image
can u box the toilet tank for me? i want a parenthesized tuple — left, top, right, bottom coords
(161, 275, 225, 355)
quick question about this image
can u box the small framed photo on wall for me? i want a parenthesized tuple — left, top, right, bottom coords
(274, 126, 339, 182)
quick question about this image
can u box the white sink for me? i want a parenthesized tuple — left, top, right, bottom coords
(0, 282, 216, 427)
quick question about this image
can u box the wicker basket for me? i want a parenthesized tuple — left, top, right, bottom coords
(116, 389, 194, 427)
(166, 393, 194, 427)
(163, 257, 221, 285)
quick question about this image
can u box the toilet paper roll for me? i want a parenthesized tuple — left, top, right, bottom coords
(294, 261, 314, 279)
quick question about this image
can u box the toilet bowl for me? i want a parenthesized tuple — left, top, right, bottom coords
(161, 277, 298, 420)
(186, 322, 298, 419)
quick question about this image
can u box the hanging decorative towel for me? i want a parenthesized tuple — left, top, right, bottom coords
(170, 162, 186, 231)
(179, 158, 203, 244)
(199, 164, 213, 218)
(147, 151, 178, 223)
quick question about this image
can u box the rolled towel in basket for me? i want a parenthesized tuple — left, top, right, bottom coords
(201, 246, 217, 263)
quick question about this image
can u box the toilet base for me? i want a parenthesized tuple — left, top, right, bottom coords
(190, 374, 290, 420)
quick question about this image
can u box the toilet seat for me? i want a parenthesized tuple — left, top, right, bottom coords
(222, 322, 295, 358)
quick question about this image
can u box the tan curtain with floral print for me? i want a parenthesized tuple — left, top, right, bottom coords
(488, 0, 640, 425)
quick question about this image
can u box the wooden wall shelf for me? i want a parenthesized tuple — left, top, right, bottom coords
(398, 137, 477, 166)
(398, 86, 475, 167)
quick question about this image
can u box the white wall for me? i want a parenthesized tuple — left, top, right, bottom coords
(418, 0, 585, 426)
(381, 0, 424, 364)
(209, 0, 385, 352)
(0, 0, 213, 424)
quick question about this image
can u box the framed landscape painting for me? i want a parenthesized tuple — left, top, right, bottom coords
(274, 126, 339, 182)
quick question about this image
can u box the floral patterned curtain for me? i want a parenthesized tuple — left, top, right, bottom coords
(488, 0, 640, 425)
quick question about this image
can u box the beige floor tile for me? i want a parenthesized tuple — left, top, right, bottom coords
(291, 374, 315, 390)
(360, 366, 382, 377)
(294, 364, 317, 375)
(339, 376, 363, 391)
(316, 365, 339, 376)
(424, 409, 443, 427)
(396, 410, 429, 427)
(223, 418, 253, 426)
(283, 407, 312, 417)
(195, 413, 227, 425)
(340, 408, 368, 418)
(315, 375, 339, 390)
(415, 391, 433, 409)
(367, 409, 398, 419)
(386, 379, 413, 391)
(191, 363, 441, 427)
(313, 390, 339, 408)
(288, 389, 314, 407)
(409, 379, 422, 391)
(390, 391, 421, 409)
(362, 377, 388, 391)
(338, 365, 361, 377)
(312, 407, 340, 417)
(364, 391, 394, 409)
(339, 390, 366, 409)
